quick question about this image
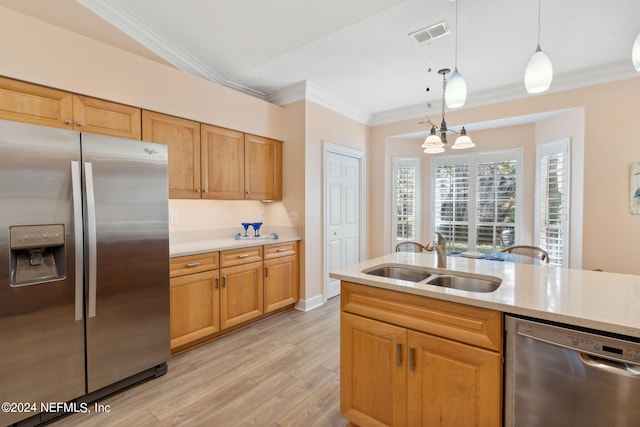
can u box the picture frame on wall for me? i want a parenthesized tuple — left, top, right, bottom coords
(631, 163, 640, 215)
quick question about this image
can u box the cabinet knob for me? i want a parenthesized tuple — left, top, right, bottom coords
(64, 119, 72, 125)
(76, 121, 84, 127)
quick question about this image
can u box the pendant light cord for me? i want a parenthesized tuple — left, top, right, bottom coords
(537, 0, 541, 48)
(454, 0, 459, 67)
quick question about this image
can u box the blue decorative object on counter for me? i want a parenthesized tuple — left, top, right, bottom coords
(241, 222, 251, 237)
(251, 222, 262, 237)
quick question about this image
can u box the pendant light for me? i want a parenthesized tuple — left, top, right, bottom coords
(444, 0, 467, 108)
(633, 31, 640, 71)
(524, 0, 553, 93)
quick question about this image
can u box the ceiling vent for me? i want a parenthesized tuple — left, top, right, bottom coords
(409, 21, 451, 43)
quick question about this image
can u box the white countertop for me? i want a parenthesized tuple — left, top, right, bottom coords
(169, 227, 301, 257)
(330, 252, 640, 338)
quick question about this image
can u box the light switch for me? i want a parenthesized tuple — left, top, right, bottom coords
(170, 213, 179, 226)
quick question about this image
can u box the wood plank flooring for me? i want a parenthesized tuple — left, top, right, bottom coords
(52, 297, 348, 427)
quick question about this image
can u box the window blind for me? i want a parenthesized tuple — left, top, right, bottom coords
(392, 158, 420, 245)
(536, 140, 570, 266)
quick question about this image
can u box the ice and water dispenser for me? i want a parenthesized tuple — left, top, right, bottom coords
(9, 224, 66, 286)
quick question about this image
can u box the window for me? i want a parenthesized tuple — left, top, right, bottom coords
(535, 139, 570, 267)
(432, 150, 522, 253)
(392, 157, 420, 248)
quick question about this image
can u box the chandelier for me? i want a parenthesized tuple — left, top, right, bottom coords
(421, 68, 474, 154)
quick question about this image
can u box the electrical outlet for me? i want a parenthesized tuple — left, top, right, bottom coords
(170, 213, 179, 226)
(290, 211, 298, 221)
(257, 211, 265, 221)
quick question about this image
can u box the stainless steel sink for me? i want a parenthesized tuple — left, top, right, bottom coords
(364, 267, 432, 282)
(425, 275, 501, 292)
(363, 264, 501, 292)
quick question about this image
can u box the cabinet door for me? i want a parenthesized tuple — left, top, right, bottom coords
(341, 313, 407, 427)
(73, 95, 141, 139)
(407, 330, 502, 427)
(170, 270, 220, 351)
(264, 253, 299, 313)
(220, 261, 264, 329)
(201, 124, 244, 199)
(0, 76, 73, 128)
(142, 110, 201, 199)
(244, 134, 282, 200)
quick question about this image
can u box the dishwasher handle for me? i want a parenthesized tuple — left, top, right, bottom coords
(579, 352, 640, 377)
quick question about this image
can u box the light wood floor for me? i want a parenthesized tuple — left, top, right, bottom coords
(53, 297, 348, 427)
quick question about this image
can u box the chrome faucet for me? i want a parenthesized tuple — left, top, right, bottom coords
(426, 232, 447, 268)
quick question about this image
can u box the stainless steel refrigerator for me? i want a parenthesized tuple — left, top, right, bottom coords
(0, 119, 170, 426)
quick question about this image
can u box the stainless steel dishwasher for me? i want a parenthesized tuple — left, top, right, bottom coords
(505, 315, 640, 427)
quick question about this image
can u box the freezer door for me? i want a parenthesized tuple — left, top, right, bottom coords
(0, 120, 85, 426)
(81, 134, 170, 392)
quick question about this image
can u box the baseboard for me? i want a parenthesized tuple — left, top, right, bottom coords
(294, 294, 324, 312)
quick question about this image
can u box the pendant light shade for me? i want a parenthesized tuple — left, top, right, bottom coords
(525, 46, 553, 93)
(525, 0, 552, 94)
(445, 67, 467, 108)
(633, 31, 640, 71)
(451, 127, 475, 149)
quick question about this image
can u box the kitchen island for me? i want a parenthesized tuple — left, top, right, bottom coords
(330, 252, 640, 427)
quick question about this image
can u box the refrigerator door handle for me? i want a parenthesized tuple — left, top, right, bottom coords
(85, 162, 98, 318)
(71, 161, 84, 321)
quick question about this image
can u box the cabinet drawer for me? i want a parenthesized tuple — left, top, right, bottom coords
(264, 241, 298, 259)
(170, 252, 219, 277)
(220, 246, 263, 267)
(341, 281, 503, 351)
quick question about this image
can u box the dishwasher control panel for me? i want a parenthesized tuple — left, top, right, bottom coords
(516, 320, 640, 364)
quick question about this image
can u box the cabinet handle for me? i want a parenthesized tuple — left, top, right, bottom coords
(396, 344, 402, 366)
(409, 347, 416, 371)
(238, 254, 250, 259)
(265, 266, 269, 277)
(277, 248, 287, 252)
(195, 188, 201, 193)
(64, 119, 72, 125)
(215, 277, 219, 289)
(186, 262, 201, 268)
(223, 276, 227, 288)
(76, 121, 84, 127)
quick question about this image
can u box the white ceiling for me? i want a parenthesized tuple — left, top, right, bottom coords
(2, 0, 639, 125)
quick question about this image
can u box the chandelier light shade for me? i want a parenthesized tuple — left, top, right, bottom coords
(451, 127, 475, 149)
(525, 0, 552, 94)
(633, 31, 640, 71)
(445, 67, 467, 108)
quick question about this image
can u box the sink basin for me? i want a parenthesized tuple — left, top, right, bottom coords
(364, 267, 432, 282)
(425, 275, 501, 292)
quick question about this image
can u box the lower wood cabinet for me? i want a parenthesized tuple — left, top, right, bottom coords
(169, 252, 220, 350)
(264, 241, 299, 313)
(220, 260, 264, 329)
(169, 241, 299, 352)
(341, 281, 503, 427)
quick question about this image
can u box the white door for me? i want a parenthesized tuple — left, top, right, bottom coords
(326, 151, 360, 299)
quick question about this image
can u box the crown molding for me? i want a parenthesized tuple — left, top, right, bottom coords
(266, 81, 371, 124)
(75, 0, 267, 99)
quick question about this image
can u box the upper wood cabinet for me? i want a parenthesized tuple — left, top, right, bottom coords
(142, 110, 201, 199)
(245, 134, 282, 201)
(201, 124, 245, 200)
(72, 95, 141, 139)
(0, 77, 141, 139)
